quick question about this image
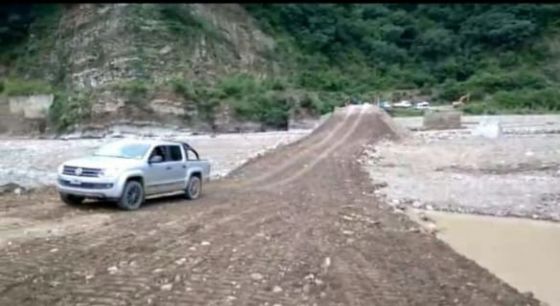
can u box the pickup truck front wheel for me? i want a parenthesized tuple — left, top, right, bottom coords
(60, 193, 85, 206)
(185, 175, 201, 200)
(117, 180, 145, 210)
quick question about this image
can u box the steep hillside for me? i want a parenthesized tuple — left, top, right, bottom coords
(1, 4, 289, 133)
(48, 4, 277, 89)
(2, 4, 560, 134)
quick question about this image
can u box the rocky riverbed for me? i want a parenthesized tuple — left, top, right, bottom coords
(365, 115, 560, 222)
(0, 129, 310, 189)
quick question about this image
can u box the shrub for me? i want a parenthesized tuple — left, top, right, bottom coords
(112, 80, 149, 102)
(299, 92, 316, 109)
(463, 102, 498, 115)
(2, 78, 52, 96)
(227, 90, 290, 128)
(492, 88, 560, 111)
(267, 78, 288, 91)
(218, 74, 260, 98)
(170, 78, 196, 100)
(196, 97, 220, 123)
(316, 92, 346, 114)
(297, 68, 351, 92)
(437, 80, 466, 102)
(257, 93, 290, 128)
(159, 4, 203, 34)
(48, 91, 92, 131)
(466, 70, 548, 94)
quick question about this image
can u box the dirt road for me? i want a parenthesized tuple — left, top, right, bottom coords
(0, 105, 539, 305)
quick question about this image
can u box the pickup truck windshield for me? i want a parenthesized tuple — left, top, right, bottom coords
(94, 143, 150, 159)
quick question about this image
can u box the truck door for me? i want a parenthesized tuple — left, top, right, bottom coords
(166, 145, 187, 191)
(145, 145, 171, 194)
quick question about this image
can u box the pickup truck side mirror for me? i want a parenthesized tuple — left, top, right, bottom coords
(149, 155, 163, 164)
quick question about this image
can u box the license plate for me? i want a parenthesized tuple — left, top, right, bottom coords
(69, 179, 82, 186)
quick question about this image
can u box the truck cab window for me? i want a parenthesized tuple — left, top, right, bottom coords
(150, 146, 168, 161)
(186, 149, 198, 160)
(168, 145, 183, 161)
(181, 143, 200, 160)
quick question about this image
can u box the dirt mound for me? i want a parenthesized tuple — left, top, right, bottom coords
(375, 106, 411, 139)
(309, 104, 409, 148)
(310, 104, 407, 140)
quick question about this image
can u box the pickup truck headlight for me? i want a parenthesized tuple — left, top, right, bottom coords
(57, 164, 64, 175)
(100, 167, 122, 177)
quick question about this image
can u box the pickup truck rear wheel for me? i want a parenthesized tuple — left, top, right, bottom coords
(117, 180, 145, 210)
(185, 175, 201, 200)
(60, 193, 85, 206)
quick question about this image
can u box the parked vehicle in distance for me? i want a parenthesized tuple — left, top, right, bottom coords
(393, 100, 412, 108)
(378, 101, 392, 111)
(415, 101, 430, 109)
(381, 101, 392, 109)
(56, 140, 211, 210)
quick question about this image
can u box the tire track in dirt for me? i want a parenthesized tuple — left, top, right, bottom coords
(221, 105, 357, 191)
(258, 105, 368, 190)
(228, 105, 356, 186)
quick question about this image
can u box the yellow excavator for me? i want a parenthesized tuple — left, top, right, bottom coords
(452, 93, 470, 108)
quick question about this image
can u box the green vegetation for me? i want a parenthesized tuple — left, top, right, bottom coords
(1, 78, 52, 96)
(112, 80, 149, 102)
(216, 75, 291, 128)
(245, 4, 560, 112)
(48, 91, 92, 131)
(158, 4, 225, 43)
(1, 5, 63, 76)
(170, 74, 293, 128)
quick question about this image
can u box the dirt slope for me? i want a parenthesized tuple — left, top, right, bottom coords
(0, 104, 539, 305)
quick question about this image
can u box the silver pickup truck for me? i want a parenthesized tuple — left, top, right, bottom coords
(56, 140, 211, 210)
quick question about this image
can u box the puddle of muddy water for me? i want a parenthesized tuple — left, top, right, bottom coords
(425, 211, 560, 306)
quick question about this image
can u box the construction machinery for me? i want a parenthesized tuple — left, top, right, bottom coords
(452, 93, 470, 108)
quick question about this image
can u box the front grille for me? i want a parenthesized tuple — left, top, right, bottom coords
(58, 179, 113, 190)
(63, 166, 102, 177)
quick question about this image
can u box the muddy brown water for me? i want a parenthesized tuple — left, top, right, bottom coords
(426, 210, 560, 306)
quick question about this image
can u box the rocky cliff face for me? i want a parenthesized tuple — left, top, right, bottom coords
(11, 4, 283, 134)
(34, 4, 277, 89)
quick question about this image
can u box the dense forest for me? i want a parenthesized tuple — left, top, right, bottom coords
(2, 4, 560, 131)
(245, 4, 560, 114)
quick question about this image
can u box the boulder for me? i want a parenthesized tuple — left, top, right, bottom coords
(472, 119, 502, 139)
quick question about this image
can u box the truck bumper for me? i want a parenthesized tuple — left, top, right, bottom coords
(56, 175, 123, 199)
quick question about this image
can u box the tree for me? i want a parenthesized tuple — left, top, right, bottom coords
(460, 12, 537, 50)
(415, 28, 455, 59)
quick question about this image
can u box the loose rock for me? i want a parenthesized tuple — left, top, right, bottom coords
(175, 258, 186, 265)
(107, 266, 118, 274)
(0, 183, 24, 195)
